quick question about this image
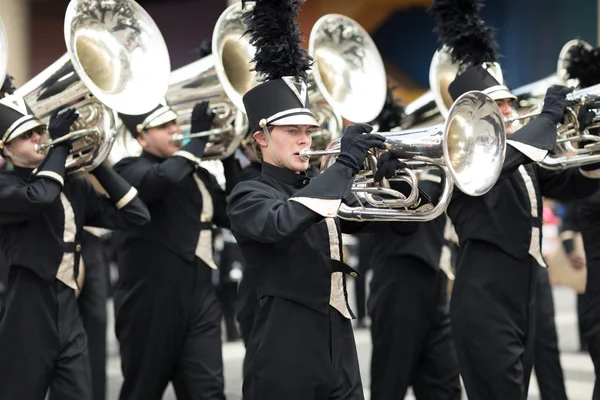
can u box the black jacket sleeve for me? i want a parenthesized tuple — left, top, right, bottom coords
(113, 143, 207, 203)
(0, 146, 68, 226)
(81, 166, 150, 229)
(537, 166, 600, 202)
(227, 162, 355, 244)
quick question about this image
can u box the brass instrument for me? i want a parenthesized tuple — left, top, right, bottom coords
(15, 0, 170, 175)
(166, 2, 256, 160)
(0, 16, 7, 89)
(299, 91, 506, 221)
(512, 39, 592, 110)
(506, 83, 600, 170)
(307, 14, 387, 151)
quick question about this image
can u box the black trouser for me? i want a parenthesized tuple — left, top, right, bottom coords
(78, 231, 109, 400)
(236, 271, 256, 347)
(368, 258, 461, 400)
(534, 264, 568, 400)
(114, 242, 225, 400)
(217, 241, 241, 341)
(243, 297, 363, 400)
(0, 266, 92, 400)
(450, 240, 538, 400)
(579, 258, 600, 399)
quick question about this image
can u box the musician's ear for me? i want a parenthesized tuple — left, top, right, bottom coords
(136, 132, 148, 148)
(253, 130, 268, 148)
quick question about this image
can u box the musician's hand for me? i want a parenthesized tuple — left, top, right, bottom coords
(48, 108, 79, 148)
(374, 151, 408, 183)
(191, 101, 214, 135)
(541, 85, 575, 124)
(337, 123, 386, 173)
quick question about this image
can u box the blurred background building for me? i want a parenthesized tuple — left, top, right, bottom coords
(2, 0, 599, 104)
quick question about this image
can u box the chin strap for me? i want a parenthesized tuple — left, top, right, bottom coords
(263, 126, 285, 167)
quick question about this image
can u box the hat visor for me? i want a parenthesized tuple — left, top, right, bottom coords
(484, 85, 517, 102)
(144, 109, 178, 130)
(270, 114, 320, 127)
(5, 119, 46, 143)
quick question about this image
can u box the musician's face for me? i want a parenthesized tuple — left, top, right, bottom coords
(253, 124, 314, 173)
(3, 128, 48, 168)
(138, 120, 182, 158)
(496, 98, 516, 135)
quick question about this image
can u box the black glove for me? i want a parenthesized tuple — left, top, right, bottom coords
(540, 85, 575, 124)
(191, 101, 214, 137)
(578, 104, 597, 131)
(374, 151, 408, 182)
(336, 123, 386, 173)
(48, 108, 79, 148)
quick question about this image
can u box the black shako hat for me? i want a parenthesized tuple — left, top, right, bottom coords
(430, 0, 516, 102)
(118, 101, 178, 138)
(0, 95, 45, 152)
(240, 0, 319, 133)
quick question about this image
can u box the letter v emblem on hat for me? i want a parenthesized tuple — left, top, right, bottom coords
(282, 76, 308, 107)
(0, 95, 29, 116)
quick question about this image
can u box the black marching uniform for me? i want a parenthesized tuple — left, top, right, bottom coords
(0, 102, 150, 399)
(570, 190, 600, 398)
(447, 117, 600, 400)
(113, 103, 238, 400)
(368, 170, 461, 400)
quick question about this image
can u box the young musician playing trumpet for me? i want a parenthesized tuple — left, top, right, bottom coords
(0, 96, 150, 399)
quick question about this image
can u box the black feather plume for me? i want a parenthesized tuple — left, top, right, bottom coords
(1, 74, 15, 97)
(429, 0, 498, 71)
(241, 0, 313, 82)
(197, 38, 212, 59)
(565, 42, 600, 88)
(371, 86, 405, 132)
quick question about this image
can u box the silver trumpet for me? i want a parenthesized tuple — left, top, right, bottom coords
(16, 0, 170, 175)
(506, 82, 600, 170)
(299, 91, 506, 221)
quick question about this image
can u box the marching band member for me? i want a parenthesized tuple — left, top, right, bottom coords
(569, 190, 600, 398)
(430, 1, 600, 398)
(227, 1, 422, 398)
(113, 99, 239, 400)
(0, 97, 150, 399)
(367, 89, 461, 400)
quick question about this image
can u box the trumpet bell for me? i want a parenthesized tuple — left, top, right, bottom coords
(64, 0, 170, 115)
(308, 13, 387, 124)
(443, 91, 506, 195)
(16, 0, 170, 175)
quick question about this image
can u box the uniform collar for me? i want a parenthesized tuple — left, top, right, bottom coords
(12, 165, 35, 179)
(141, 150, 166, 163)
(261, 161, 309, 187)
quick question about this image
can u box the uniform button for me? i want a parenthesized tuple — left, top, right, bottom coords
(350, 272, 358, 277)
(76, 244, 82, 252)
(303, 179, 308, 185)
